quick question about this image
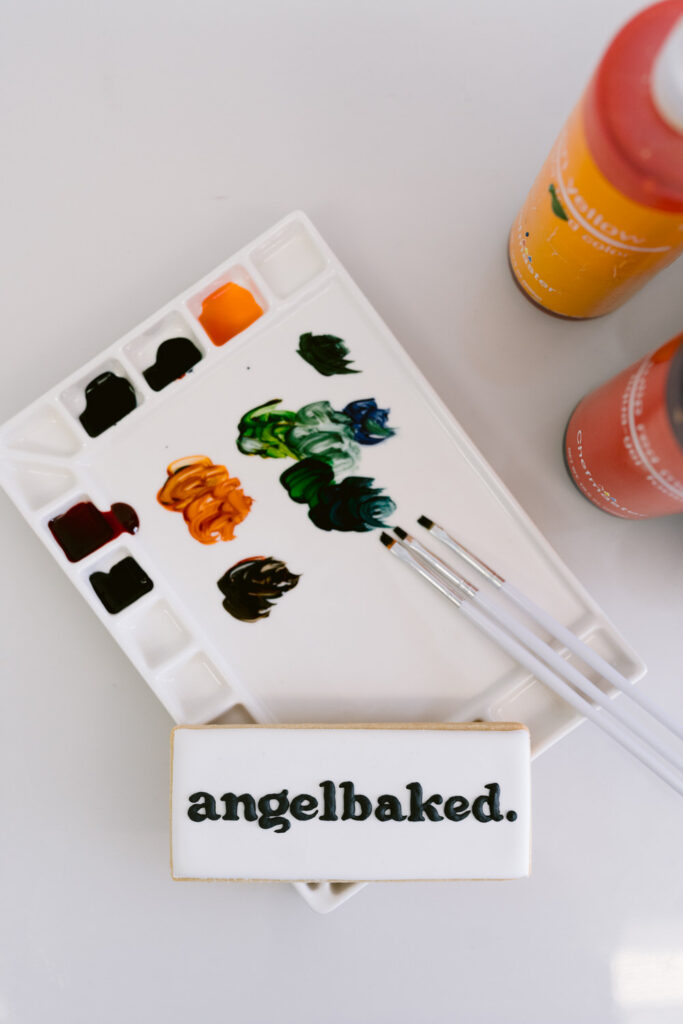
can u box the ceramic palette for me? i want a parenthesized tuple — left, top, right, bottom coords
(0, 212, 644, 914)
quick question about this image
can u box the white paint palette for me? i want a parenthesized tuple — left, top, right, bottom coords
(0, 212, 644, 913)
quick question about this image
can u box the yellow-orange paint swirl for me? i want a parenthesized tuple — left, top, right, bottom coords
(157, 455, 252, 544)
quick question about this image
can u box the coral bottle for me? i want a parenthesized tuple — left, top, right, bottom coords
(509, 1, 683, 319)
(564, 331, 683, 518)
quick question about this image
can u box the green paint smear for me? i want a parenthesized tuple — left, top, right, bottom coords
(237, 398, 396, 474)
(297, 333, 360, 376)
(280, 457, 396, 532)
(238, 397, 397, 533)
(236, 399, 299, 459)
(548, 183, 569, 221)
(279, 456, 333, 504)
(237, 399, 359, 473)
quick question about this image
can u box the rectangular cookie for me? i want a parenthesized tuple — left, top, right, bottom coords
(170, 723, 531, 882)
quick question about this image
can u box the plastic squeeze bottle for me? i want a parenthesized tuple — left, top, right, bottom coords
(509, 1, 683, 319)
(564, 331, 683, 518)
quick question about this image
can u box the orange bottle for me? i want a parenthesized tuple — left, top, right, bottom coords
(509, 1, 683, 319)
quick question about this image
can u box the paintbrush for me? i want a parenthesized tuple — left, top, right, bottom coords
(418, 515, 683, 744)
(393, 524, 683, 776)
(379, 531, 683, 798)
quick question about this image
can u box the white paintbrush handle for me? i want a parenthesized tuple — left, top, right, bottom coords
(460, 601, 683, 799)
(502, 581, 683, 744)
(474, 592, 683, 777)
(427, 522, 683, 744)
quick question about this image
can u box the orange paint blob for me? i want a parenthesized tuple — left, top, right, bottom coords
(157, 455, 253, 544)
(198, 282, 263, 346)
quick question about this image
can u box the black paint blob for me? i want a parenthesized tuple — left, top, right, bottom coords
(142, 337, 202, 392)
(79, 371, 137, 437)
(217, 556, 300, 622)
(48, 501, 139, 562)
(89, 556, 153, 614)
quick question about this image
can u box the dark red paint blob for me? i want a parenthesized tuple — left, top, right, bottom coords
(48, 501, 139, 562)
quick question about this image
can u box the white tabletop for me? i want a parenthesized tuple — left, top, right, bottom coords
(2, 1, 682, 1021)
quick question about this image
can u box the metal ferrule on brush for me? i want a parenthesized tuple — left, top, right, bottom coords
(393, 527, 477, 599)
(380, 533, 464, 606)
(426, 521, 504, 588)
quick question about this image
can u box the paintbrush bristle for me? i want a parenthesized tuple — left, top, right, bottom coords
(379, 532, 395, 549)
(393, 526, 408, 540)
(418, 515, 434, 530)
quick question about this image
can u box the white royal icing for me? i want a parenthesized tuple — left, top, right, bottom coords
(171, 725, 531, 882)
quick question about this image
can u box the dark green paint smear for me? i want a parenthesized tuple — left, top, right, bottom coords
(297, 333, 360, 376)
(217, 556, 300, 622)
(280, 457, 396, 532)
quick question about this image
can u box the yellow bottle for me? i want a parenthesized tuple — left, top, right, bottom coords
(509, 2, 683, 319)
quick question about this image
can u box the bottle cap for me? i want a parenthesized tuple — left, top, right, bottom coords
(652, 15, 683, 133)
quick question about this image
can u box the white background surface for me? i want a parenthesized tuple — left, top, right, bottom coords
(1, 1, 682, 1021)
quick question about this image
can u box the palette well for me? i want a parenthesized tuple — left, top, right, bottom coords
(0, 211, 645, 914)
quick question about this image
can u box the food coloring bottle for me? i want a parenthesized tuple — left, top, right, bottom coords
(509, 1, 683, 318)
(564, 331, 683, 518)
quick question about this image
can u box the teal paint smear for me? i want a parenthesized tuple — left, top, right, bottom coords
(287, 400, 359, 473)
